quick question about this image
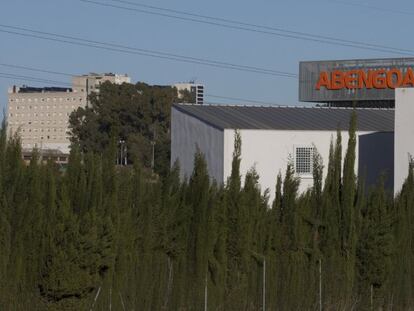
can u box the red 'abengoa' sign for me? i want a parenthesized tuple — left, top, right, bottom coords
(316, 68, 414, 90)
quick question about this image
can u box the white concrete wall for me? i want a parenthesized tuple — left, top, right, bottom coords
(171, 107, 224, 181)
(223, 129, 371, 203)
(394, 88, 414, 195)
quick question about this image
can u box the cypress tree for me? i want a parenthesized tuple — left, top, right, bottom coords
(278, 161, 301, 310)
(0, 122, 11, 306)
(357, 177, 393, 310)
(224, 130, 248, 309)
(393, 160, 414, 308)
(185, 150, 211, 309)
(341, 111, 358, 305)
(242, 168, 267, 310)
(320, 136, 343, 308)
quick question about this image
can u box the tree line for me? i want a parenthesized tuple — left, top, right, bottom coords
(69, 81, 194, 177)
(0, 110, 413, 310)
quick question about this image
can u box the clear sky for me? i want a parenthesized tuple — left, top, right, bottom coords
(1, 0, 414, 112)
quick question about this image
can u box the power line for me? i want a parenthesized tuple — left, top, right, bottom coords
(78, 0, 414, 56)
(324, 0, 414, 16)
(0, 24, 297, 78)
(0, 63, 75, 77)
(0, 66, 288, 106)
(0, 72, 72, 87)
(205, 94, 285, 106)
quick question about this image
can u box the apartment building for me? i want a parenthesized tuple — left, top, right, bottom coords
(7, 73, 131, 155)
(173, 82, 204, 104)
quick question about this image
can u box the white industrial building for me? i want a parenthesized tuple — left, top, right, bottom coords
(395, 88, 414, 194)
(171, 104, 394, 202)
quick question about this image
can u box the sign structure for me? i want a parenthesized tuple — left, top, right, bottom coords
(299, 58, 414, 104)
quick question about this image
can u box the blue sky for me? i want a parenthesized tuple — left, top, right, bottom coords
(1, 0, 413, 112)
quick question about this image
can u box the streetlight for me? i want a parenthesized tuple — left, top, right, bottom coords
(151, 125, 156, 173)
(118, 139, 126, 165)
(151, 140, 155, 172)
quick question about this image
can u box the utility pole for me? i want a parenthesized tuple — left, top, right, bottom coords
(204, 273, 208, 311)
(319, 259, 322, 311)
(124, 144, 128, 165)
(109, 287, 112, 311)
(89, 286, 101, 311)
(151, 141, 155, 172)
(370, 284, 373, 311)
(119, 292, 126, 311)
(263, 258, 266, 311)
(151, 126, 156, 173)
(118, 139, 126, 165)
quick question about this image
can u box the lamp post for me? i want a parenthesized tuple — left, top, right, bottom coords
(263, 258, 266, 311)
(151, 125, 156, 173)
(151, 140, 155, 172)
(118, 139, 126, 165)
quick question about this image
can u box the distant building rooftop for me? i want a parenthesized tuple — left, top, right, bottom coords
(11, 86, 72, 94)
(173, 104, 395, 132)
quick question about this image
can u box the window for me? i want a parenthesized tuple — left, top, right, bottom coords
(295, 146, 314, 176)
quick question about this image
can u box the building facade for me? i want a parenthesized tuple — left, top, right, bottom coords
(173, 82, 204, 105)
(7, 73, 131, 154)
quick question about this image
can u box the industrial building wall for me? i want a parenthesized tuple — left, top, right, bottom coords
(395, 88, 414, 195)
(171, 107, 224, 181)
(223, 129, 379, 203)
(359, 132, 394, 191)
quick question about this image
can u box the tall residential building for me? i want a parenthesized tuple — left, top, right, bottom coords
(173, 82, 204, 104)
(7, 73, 131, 155)
(72, 73, 131, 101)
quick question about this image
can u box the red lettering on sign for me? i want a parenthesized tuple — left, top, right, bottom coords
(316, 72, 330, 90)
(315, 68, 414, 90)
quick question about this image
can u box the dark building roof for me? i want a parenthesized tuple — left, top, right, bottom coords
(173, 104, 395, 132)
